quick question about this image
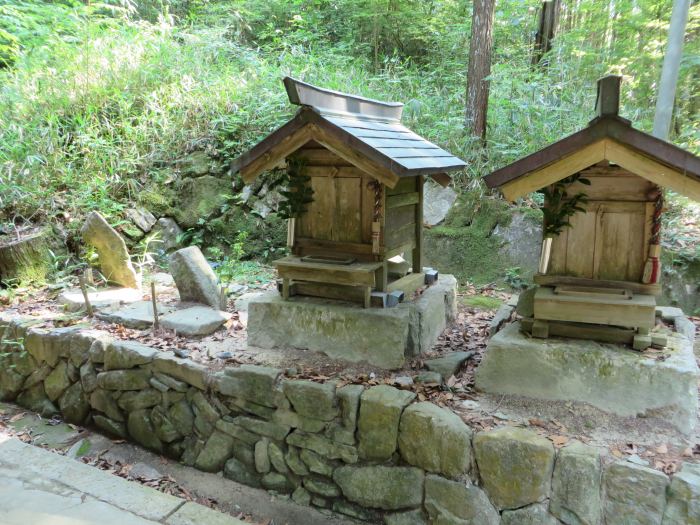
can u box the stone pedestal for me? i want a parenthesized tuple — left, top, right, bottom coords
(475, 322, 698, 434)
(247, 275, 457, 369)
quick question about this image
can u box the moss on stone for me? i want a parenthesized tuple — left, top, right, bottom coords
(424, 193, 512, 285)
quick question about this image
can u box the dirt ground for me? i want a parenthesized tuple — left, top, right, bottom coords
(4, 274, 700, 477)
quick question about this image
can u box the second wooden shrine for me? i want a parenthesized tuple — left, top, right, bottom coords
(485, 76, 700, 349)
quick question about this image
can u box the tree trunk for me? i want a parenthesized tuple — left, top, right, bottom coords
(0, 228, 50, 286)
(465, 0, 496, 140)
(532, 0, 561, 66)
(652, 0, 691, 141)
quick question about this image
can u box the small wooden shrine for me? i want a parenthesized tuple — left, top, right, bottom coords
(231, 78, 466, 307)
(484, 76, 700, 349)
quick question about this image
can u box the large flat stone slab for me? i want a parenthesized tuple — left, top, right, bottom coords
(97, 301, 175, 329)
(59, 287, 143, 312)
(247, 275, 457, 369)
(161, 306, 231, 336)
(475, 322, 699, 434)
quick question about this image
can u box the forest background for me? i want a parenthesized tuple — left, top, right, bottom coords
(0, 0, 698, 293)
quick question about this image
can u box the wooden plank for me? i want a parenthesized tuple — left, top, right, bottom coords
(288, 281, 366, 303)
(294, 238, 373, 257)
(275, 260, 381, 287)
(240, 125, 313, 183)
(533, 273, 661, 296)
(625, 207, 647, 281)
(606, 139, 700, 201)
(311, 124, 400, 188)
(524, 319, 637, 345)
(361, 176, 374, 244)
(305, 166, 365, 177)
(591, 201, 646, 281)
(413, 176, 424, 273)
(306, 176, 334, 240)
(387, 272, 425, 296)
(386, 177, 417, 195)
(564, 209, 596, 278)
(430, 173, 452, 188)
(534, 286, 656, 329)
(333, 177, 362, 243)
(566, 173, 656, 201)
(385, 204, 416, 231)
(293, 147, 351, 166)
(387, 192, 420, 209)
(548, 227, 568, 275)
(500, 140, 607, 201)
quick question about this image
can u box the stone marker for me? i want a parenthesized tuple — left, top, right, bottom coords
(169, 246, 222, 308)
(160, 306, 231, 336)
(473, 427, 555, 510)
(81, 211, 140, 288)
(603, 461, 669, 525)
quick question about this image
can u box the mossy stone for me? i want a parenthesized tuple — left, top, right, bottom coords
(283, 379, 338, 421)
(117, 388, 161, 412)
(127, 409, 163, 453)
(357, 385, 415, 461)
(93, 414, 127, 438)
(501, 503, 559, 525)
(16, 383, 58, 417)
(550, 441, 602, 525)
(424, 474, 499, 524)
(96, 370, 151, 391)
(473, 427, 555, 510)
(195, 430, 235, 472)
(603, 461, 669, 525)
(59, 381, 90, 424)
(174, 175, 231, 228)
(0, 365, 24, 401)
(89, 388, 124, 422)
(225, 457, 261, 488)
(398, 402, 472, 478)
(44, 360, 71, 401)
(333, 465, 424, 510)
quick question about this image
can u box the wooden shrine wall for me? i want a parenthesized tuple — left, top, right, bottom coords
(548, 165, 656, 283)
(385, 176, 421, 259)
(290, 143, 375, 260)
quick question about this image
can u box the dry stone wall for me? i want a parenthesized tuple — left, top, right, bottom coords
(1, 315, 699, 524)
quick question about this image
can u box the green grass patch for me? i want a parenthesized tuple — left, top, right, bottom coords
(460, 295, 503, 310)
